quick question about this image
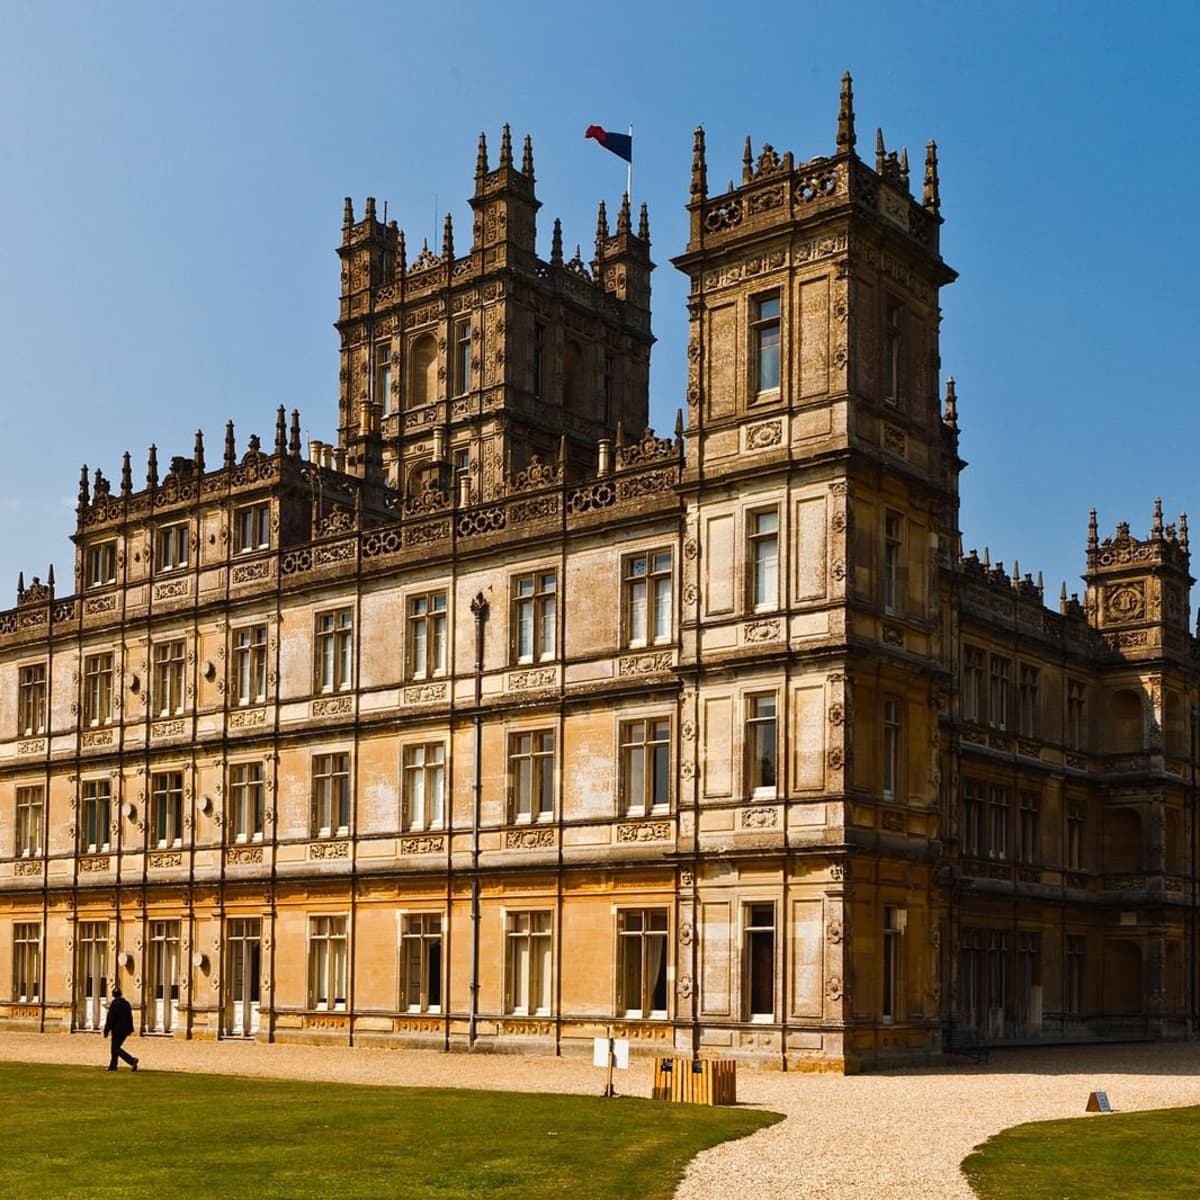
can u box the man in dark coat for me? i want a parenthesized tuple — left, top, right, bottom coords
(103, 986, 138, 1072)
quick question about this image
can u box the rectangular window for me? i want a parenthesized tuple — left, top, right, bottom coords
(375, 340, 394, 416)
(234, 503, 270, 553)
(13, 923, 41, 1003)
(18, 663, 47, 737)
(746, 694, 777, 795)
(1067, 800, 1085, 870)
(618, 909, 669, 1018)
(228, 762, 264, 843)
(884, 512, 902, 615)
(989, 785, 1010, 861)
(315, 609, 354, 692)
(80, 779, 111, 853)
(989, 656, 1010, 730)
(882, 906, 904, 1024)
(147, 922, 181, 1032)
(1065, 935, 1085, 1015)
(156, 523, 190, 572)
(86, 541, 117, 588)
(233, 625, 268, 706)
(311, 753, 351, 836)
(15, 785, 44, 857)
(962, 646, 984, 723)
(153, 639, 186, 717)
(987, 931, 1008, 1038)
(308, 916, 348, 1011)
(533, 323, 545, 399)
(1018, 791, 1040, 864)
(624, 550, 673, 647)
(76, 921, 109, 1031)
(1067, 681, 1086, 750)
(961, 779, 986, 857)
(752, 294, 781, 396)
(1018, 665, 1041, 737)
(454, 320, 471, 396)
(620, 718, 671, 816)
(960, 927, 983, 1031)
(749, 509, 779, 611)
(883, 303, 902, 403)
(512, 572, 556, 664)
(509, 730, 555, 822)
(505, 910, 552, 1015)
(882, 699, 900, 802)
(407, 592, 447, 680)
(403, 743, 446, 832)
(401, 913, 443, 1013)
(744, 902, 776, 1020)
(151, 771, 184, 847)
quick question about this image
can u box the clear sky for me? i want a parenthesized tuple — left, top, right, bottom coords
(1, 1, 1197, 608)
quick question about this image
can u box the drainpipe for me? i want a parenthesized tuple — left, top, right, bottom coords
(468, 592, 489, 1049)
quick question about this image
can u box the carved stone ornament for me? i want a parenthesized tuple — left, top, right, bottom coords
(826, 919, 843, 945)
(826, 975, 843, 1001)
(746, 421, 783, 450)
(677, 976, 694, 999)
(1105, 582, 1146, 622)
(828, 703, 845, 726)
(678, 921, 694, 946)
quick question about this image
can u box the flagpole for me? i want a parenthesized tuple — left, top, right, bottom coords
(627, 123, 633, 202)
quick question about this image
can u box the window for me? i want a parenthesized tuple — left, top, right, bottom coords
(745, 694, 777, 794)
(1018, 665, 1040, 737)
(882, 699, 900, 802)
(749, 509, 779, 611)
(401, 913, 443, 1013)
(234, 503, 270, 553)
(961, 779, 985, 857)
(18, 663, 46, 737)
(1067, 681, 1086, 750)
(156, 523, 189, 572)
(82, 653, 113, 727)
(959, 928, 983, 1030)
(882, 906, 905, 1024)
(15, 785, 44, 857)
(512, 572, 556, 664)
(375, 340, 394, 415)
(505, 911, 552, 1015)
(962, 646, 984, 723)
(153, 639, 186, 717)
(454, 448, 471, 476)
(989, 656, 1010, 730)
(13, 923, 40, 1003)
(618, 909, 668, 1018)
(403, 743, 445, 831)
(883, 512, 902, 614)
(509, 731, 555, 822)
(79, 780, 111, 852)
(86, 541, 117, 587)
(1067, 800, 1085, 870)
(407, 592, 447, 679)
(620, 719, 671, 816)
(233, 625, 268, 706)
(308, 916, 348, 1011)
(76, 921, 109, 1031)
(151, 771, 184, 847)
(1065, 935, 1085, 1015)
(454, 319, 471, 396)
(989, 786, 1009, 861)
(228, 762, 264, 842)
(311, 753, 351, 836)
(744, 903, 776, 1020)
(315, 609, 354, 692)
(623, 550, 673, 647)
(883, 303, 902, 403)
(1018, 791, 1040, 864)
(533, 323, 545, 398)
(752, 294, 781, 396)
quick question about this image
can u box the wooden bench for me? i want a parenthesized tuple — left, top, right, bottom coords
(943, 1024, 990, 1064)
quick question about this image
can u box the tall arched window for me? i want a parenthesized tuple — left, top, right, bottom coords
(409, 335, 438, 409)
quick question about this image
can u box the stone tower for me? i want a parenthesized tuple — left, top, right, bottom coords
(334, 127, 654, 505)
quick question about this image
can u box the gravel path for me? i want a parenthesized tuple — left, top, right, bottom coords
(3, 1032, 1199, 1197)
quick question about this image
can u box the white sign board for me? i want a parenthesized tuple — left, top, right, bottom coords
(592, 1037, 631, 1069)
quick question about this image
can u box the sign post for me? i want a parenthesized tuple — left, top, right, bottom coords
(593, 1026, 630, 1098)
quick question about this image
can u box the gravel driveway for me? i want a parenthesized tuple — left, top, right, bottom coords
(3, 1032, 1198, 1198)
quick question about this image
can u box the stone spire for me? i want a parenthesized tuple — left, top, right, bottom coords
(1153, 496, 1164, 538)
(146, 444, 158, 490)
(522, 133, 534, 177)
(837, 71, 856, 154)
(638, 202, 650, 242)
(875, 128, 886, 173)
(499, 123, 513, 169)
(289, 409, 302, 458)
(690, 126, 707, 202)
(550, 217, 563, 266)
(342, 197, 354, 241)
(194, 429, 205, 473)
(77, 465, 90, 514)
(442, 212, 454, 261)
(120, 452, 132, 498)
(923, 141, 941, 213)
(595, 199, 609, 243)
(617, 192, 632, 236)
(225, 420, 236, 469)
(1087, 509, 1099, 554)
(475, 131, 488, 184)
(899, 147, 910, 191)
(275, 405, 287, 455)
(743, 135, 754, 183)
(943, 377, 958, 429)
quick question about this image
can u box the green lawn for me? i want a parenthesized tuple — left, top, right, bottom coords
(963, 1105, 1200, 1199)
(0, 1062, 779, 1199)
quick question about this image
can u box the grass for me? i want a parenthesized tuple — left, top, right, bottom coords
(0, 1062, 779, 1199)
(963, 1105, 1200, 1199)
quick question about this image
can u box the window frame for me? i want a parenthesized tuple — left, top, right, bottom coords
(453, 319, 471, 397)
(743, 901, 776, 1022)
(989, 655, 1011, 731)
(17, 662, 47, 737)
(152, 638, 187, 717)
(617, 908, 669, 1019)
(400, 911, 444, 1014)
(882, 698, 900, 803)
(234, 502, 271, 554)
(1018, 664, 1041, 738)
(748, 508, 779, 613)
(156, 522, 190, 573)
(13, 922, 41, 1003)
(150, 770, 185, 848)
(751, 292, 781, 399)
(82, 652, 114, 728)
(619, 717, 671, 817)
(745, 692, 778, 798)
(307, 914, 349, 1012)
(232, 624, 268, 707)
(883, 510, 902, 615)
(962, 646, 984, 723)
(375, 338, 394, 416)
(508, 729, 556, 823)
(882, 905, 905, 1024)
(407, 591, 448, 681)
(227, 761, 264, 843)
(315, 608, 354, 693)
(402, 742, 446, 832)
(504, 909, 553, 1016)
(79, 779, 112, 853)
(622, 549, 674, 648)
(311, 752, 351, 838)
(85, 540, 117, 588)
(15, 784, 44, 858)
(511, 571, 557, 665)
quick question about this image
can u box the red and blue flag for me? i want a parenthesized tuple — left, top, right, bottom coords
(584, 125, 632, 163)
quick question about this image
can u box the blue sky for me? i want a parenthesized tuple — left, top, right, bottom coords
(1, 1, 1197, 606)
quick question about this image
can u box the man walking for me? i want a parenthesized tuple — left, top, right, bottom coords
(103, 986, 139, 1072)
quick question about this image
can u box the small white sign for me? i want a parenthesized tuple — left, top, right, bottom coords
(593, 1036, 631, 1070)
